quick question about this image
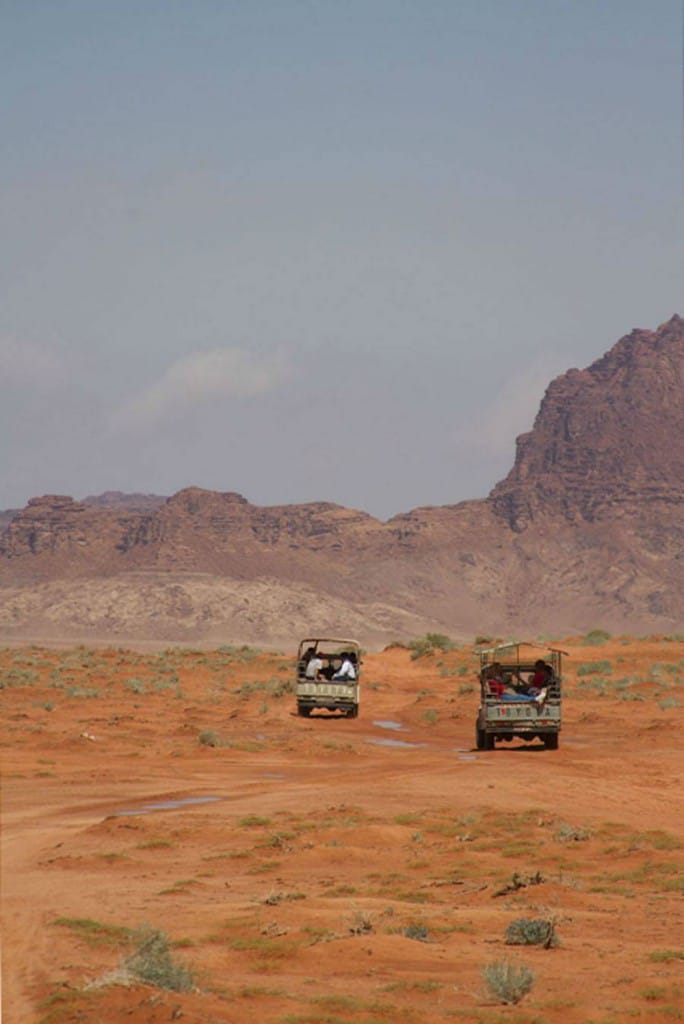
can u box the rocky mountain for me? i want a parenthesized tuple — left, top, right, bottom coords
(0, 507, 20, 535)
(1, 315, 681, 647)
(81, 491, 168, 514)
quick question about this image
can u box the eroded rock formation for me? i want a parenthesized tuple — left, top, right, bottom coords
(1, 316, 681, 644)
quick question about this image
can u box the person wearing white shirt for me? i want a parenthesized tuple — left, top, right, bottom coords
(305, 654, 324, 680)
(333, 654, 356, 681)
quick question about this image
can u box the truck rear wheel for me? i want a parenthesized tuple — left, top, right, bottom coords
(477, 728, 495, 750)
(543, 733, 559, 749)
(297, 705, 311, 717)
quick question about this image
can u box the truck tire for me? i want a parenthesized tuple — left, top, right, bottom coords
(476, 726, 486, 750)
(347, 705, 359, 719)
(543, 733, 559, 750)
(297, 705, 311, 717)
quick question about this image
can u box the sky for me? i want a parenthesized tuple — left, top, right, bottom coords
(2, 0, 682, 520)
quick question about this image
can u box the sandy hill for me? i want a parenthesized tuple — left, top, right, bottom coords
(1, 315, 682, 647)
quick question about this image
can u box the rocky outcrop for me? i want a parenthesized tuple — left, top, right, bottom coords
(0, 316, 681, 644)
(82, 491, 167, 514)
(489, 315, 684, 529)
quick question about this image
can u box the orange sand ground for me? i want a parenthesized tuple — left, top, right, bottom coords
(2, 636, 683, 1024)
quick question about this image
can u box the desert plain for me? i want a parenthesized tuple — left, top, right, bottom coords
(2, 634, 683, 1024)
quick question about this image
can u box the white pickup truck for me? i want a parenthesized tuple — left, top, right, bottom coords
(295, 637, 361, 719)
(475, 641, 565, 750)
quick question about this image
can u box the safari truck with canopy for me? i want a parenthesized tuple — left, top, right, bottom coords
(295, 637, 361, 718)
(475, 641, 565, 750)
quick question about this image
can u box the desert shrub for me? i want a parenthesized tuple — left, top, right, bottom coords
(415, 688, 435, 701)
(51, 917, 132, 948)
(409, 633, 454, 660)
(648, 950, 684, 963)
(658, 697, 682, 710)
(238, 815, 272, 828)
(4, 668, 40, 686)
(235, 678, 294, 699)
(504, 918, 559, 947)
(482, 960, 534, 1004)
(124, 677, 147, 694)
(261, 889, 306, 905)
(123, 927, 194, 991)
(403, 923, 431, 942)
(583, 629, 611, 645)
(216, 644, 260, 663)
(266, 677, 295, 697)
(348, 909, 374, 935)
(409, 639, 435, 660)
(576, 676, 610, 695)
(555, 822, 591, 843)
(65, 686, 101, 698)
(577, 661, 612, 676)
(198, 729, 222, 747)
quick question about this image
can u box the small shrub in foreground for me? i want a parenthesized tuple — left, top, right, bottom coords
(483, 959, 535, 1004)
(124, 927, 194, 992)
(505, 918, 559, 948)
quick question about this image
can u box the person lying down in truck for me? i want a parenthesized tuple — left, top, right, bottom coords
(485, 664, 547, 705)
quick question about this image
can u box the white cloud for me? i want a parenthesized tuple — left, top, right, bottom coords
(0, 335, 64, 392)
(111, 347, 290, 430)
(452, 357, 566, 460)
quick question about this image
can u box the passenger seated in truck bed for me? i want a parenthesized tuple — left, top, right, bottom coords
(485, 664, 547, 705)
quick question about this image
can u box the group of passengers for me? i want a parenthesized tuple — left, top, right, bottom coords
(484, 659, 554, 706)
(303, 648, 357, 682)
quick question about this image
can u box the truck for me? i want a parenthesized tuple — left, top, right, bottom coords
(295, 637, 361, 718)
(475, 641, 565, 750)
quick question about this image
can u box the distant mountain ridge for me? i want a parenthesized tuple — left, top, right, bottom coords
(1, 315, 681, 646)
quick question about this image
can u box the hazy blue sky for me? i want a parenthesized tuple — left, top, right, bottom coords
(2, 0, 682, 519)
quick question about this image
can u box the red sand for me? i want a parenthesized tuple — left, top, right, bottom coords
(2, 637, 683, 1023)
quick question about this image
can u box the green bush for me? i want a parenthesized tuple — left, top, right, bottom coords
(504, 918, 559, 947)
(583, 629, 612, 645)
(576, 661, 612, 676)
(198, 729, 222, 747)
(482, 960, 534, 1004)
(555, 822, 590, 843)
(409, 633, 454, 660)
(124, 927, 194, 992)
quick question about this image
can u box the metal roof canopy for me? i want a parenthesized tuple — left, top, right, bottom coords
(474, 640, 569, 656)
(299, 638, 360, 647)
